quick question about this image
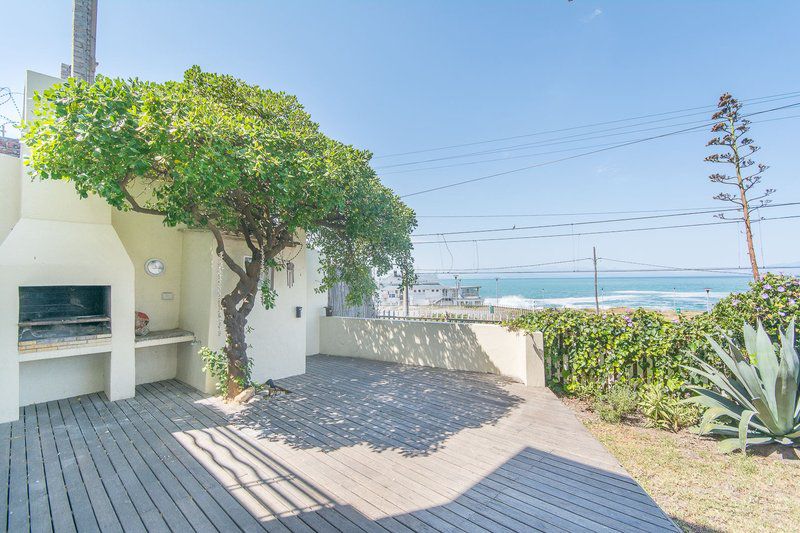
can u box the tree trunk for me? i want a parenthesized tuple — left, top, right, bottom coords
(220, 270, 260, 399)
(222, 299, 247, 398)
(731, 130, 761, 281)
(741, 207, 760, 282)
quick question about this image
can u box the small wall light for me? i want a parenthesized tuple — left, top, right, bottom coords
(295, 306, 303, 318)
(145, 258, 166, 276)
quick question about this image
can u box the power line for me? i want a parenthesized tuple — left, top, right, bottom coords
(375, 90, 800, 159)
(420, 266, 800, 275)
(382, 112, 800, 176)
(412, 202, 800, 237)
(410, 213, 800, 245)
(416, 263, 800, 276)
(378, 114, 714, 170)
(418, 206, 727, 218)
(598, 257, 744, 275)
(399, 102, 800, 198)
(376, 95, 800, 171)
(416, 258, 594, 273)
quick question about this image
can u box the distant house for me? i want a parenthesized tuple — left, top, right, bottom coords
(378, 271, 483, 307)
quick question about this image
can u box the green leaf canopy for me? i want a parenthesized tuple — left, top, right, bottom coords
(23, 66, 416, 305)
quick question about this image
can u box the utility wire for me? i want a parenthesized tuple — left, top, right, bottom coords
(412, 202, 800, 237)
(411, 214, 800, 245)
(377, 95, 800, 170)
(383, 112, 800, 176)
(410, 268, 759, 275)
(375, 90, 800, 159)
(416, 263, 800, 276)
(597, 258, 743, 276)
(418, 206, 727, 218)
(416, 258, 594, 273)
(400, 102, 800, 198)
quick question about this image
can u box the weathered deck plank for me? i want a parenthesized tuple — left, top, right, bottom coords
(34, 403, 74, 533)
(0, 355, 677, 532)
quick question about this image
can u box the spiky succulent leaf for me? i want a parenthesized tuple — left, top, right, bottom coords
(743, 323, 758, 359)
(718, 436, 775, 454)
(753, 322, 780, 414)
(738, 410, 756, 455)
(701, 424, 739, 437)
(682, 358, 756, 411)
(686, 322, 800, 453)
(699, 406, 732, 434)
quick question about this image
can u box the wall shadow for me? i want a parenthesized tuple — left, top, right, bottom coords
(320, 317, 526, 379)
(332, 318, 508, 375)
(230, 354, 523, 456)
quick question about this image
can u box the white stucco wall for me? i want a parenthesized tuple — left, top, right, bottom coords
(319, 317, 545, 386)
(135, 345, 178, 385)
(176, 231, 217, 393)
(21, 71, 111, 225)
(113, 210, 183, 331)
(0, 155, 20, 242)
(174, 232, 312, 392)
(305, 248, 327, 356)
(114, 210, 186, 386)
(222, 237, 309, 383)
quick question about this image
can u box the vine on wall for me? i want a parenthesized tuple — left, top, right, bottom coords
(507, 273, 799, 393)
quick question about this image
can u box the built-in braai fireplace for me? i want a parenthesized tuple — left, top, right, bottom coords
(18, 286, 111, 353)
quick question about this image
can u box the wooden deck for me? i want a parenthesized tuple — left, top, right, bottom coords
(1, 355, 677, 532)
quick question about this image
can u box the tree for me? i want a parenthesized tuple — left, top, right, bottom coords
(24, 67, 416, 397)
(705, 93, 773, 281)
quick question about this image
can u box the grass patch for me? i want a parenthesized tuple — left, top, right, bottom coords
(567, 400, 800, 532)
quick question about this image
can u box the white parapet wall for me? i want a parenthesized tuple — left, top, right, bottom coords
(319, 317, 545, 386)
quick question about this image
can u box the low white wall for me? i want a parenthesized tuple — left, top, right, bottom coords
(319, 317, 544, 386)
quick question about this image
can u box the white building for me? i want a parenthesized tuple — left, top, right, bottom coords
(0, 70, 328, 423)
(378, 271, 483, 307)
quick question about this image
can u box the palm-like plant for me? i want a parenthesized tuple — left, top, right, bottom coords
(684, 320, 800, 454)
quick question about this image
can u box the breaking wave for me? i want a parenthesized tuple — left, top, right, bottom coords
(485, 289, 727, 310)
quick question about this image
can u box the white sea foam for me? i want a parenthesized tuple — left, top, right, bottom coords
(616, 290, 728, 298)
(485, 290, 723, 310)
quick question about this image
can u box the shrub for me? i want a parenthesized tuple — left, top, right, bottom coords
(711, 273, 800, 345)
(200, 346, 254, 397)
(593, 383, 638, 423)
(565, 380, 602, 401)
(638, 383, 701, 432)
(684, 320, 800, 454)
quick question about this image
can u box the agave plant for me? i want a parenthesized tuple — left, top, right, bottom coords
(683, 319, 800, 454)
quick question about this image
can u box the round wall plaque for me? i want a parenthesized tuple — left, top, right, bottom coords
(144, 258, 166, 277)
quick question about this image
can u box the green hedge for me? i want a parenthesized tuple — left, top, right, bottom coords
(508, 273, 799, 392)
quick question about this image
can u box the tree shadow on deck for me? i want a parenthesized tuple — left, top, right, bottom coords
(230, 355, 524, 457)
(176, 419, 680, 532)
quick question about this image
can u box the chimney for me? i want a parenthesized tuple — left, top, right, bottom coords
(71, 0, 98, 82)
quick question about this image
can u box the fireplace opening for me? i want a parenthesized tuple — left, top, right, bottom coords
(18, 286, 111, 348)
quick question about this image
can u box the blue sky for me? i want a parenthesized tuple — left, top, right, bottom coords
(3, 1, 799, 276)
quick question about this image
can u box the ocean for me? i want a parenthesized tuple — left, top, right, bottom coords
(440, 276, 755, 311)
